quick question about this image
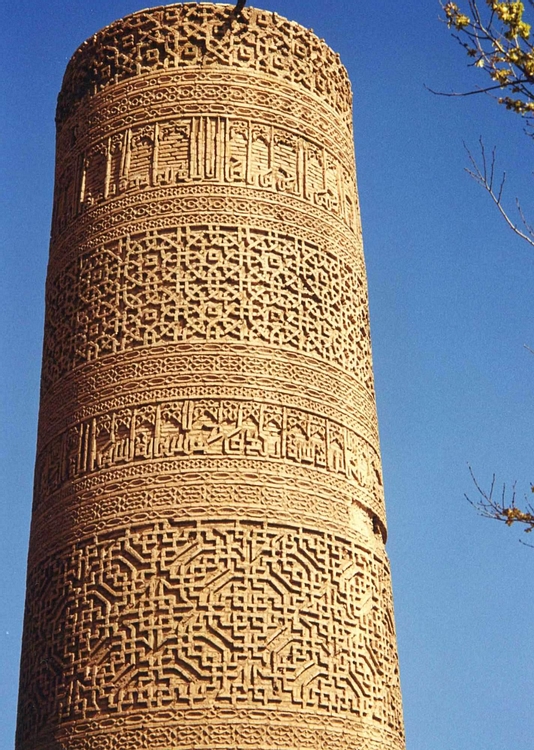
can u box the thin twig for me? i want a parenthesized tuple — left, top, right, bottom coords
(463, 139, 534, 247)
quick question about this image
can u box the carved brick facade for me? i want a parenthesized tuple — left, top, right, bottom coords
(16, 4, 405, 749)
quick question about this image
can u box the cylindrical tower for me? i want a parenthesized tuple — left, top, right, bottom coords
(17, 4, 405, 750)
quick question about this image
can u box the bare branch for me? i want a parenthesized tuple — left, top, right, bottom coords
(425, 82, 527, 97)
(463, 140, 534, 247)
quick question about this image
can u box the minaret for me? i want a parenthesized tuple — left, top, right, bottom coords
(16, 4, 405, 749)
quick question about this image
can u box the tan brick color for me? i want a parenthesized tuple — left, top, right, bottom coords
(16, 5, 405, 749)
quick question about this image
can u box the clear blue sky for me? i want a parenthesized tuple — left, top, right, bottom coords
(1, 2, 533, 748)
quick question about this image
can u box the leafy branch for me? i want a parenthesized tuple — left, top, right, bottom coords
(440, 2, 534, 245)
(442, 1, 534, 122)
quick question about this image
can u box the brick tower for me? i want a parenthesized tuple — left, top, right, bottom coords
(16, 4, 405, 750)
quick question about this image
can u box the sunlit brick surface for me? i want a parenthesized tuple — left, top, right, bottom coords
(16, 5, 405, 749)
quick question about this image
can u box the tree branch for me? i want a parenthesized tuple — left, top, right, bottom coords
(464, 139, 534, 246)
(425, 81, 529, 97)
(466, 467, 534, 545)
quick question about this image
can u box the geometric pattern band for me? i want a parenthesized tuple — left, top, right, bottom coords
(55, 5, 354, 128)
(17, 520, 402, 743)
(42, 224, 372, 391)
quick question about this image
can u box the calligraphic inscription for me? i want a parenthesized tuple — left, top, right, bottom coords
(37, 344, 379, 451)
(17, 4, 405, 750)
(52, 115, 359, 238)
(34, 398, 383, 506)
